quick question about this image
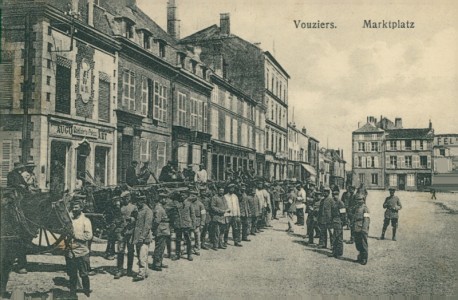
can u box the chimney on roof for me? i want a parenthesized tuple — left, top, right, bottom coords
(395, 117, 403, 128)
(302, 127, 307, 135)
(367, 116, 376, 125)
(167, 0, 180, 39)
(429, 119, 432, 129)
(220, 13, 230, 35)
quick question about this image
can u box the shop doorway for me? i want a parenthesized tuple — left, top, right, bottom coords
(398, 174, 406, 190)
(95, 146, 109, 186)
(76, 141, 91, 183)
(50, 141, 70, 193)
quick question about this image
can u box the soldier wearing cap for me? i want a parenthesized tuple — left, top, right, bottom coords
(189, 189, 206, 255)
(151, 193, 171, 271)
(105, 196, 122, 261)
(346, 187, 360, 244)
(210, 185, 230, 250)
(183, 164, 195, 182)
(131, 194, 153, 281)
(286, 185, 297, 233)
(353, 193, 370, 265)
(247, 185, 261, 236)
(331, 189, 346, 258)
(66, 197, 93, 297)
(126, 161, 139, 187)
(114, 192, 137, 279)
(381, 188, 402, 241)
(238, 184, 252, 242)
(224, 183, 242, 247)
(171, 191, 196, 261)
(254, 181, 267, 230)
(200, 187, 213, 250)
(195, 164, 208, 184)
(295, 183, 306, 226)
(318, 188, 334, 249)
(306, 191, 321, 244)
(138, 161, 158, 185)
(341, 185, 356, 230)
(225, 163, 234, 182)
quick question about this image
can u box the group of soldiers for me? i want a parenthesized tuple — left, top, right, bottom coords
(5, 159, 403, 297)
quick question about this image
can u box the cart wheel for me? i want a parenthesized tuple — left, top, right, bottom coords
(31, 228, 66, 251)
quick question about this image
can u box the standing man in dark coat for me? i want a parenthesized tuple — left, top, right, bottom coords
(380, 188, 402, 241)
(210, 186, 229, 250)
(171, 192, 195, 261)
(331, 190, 346, 258)
(318, 188, 333, 249)
(7, 163, 27, 190)
(247, 186, 260, 236)
(353, 194, 370, 265)
(125, 161, 139, 187)
(346, 187, 358, 244)
(131, 195, 153, 281)
(190, 191, 206, 256)
(151, 193, 170, 271)
(199, 186, 212, 250)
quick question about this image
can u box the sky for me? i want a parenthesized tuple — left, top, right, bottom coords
(137, 0, 457, 164)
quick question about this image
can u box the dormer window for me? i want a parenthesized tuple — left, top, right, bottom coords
(138, 29, 152, 49)
(177, 52, 186, 68)
(191, 60, 198, 74)
(158, 41, 166, 58)
(201, 66, 208, 80)
(125, 21, 134, 39)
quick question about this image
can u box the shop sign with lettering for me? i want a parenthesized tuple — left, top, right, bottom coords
(72, 125, 99, 138)
(50, 123, 73, 138)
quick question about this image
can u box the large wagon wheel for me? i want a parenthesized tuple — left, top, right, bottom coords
(31, 228, 67, 252)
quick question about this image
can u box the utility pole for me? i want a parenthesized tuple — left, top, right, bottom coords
(22, 13, 32, 163)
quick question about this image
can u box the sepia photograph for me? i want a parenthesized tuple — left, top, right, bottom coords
(0, 0, 457, 298)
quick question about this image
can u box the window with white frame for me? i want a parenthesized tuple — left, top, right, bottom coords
(123, 70, 135, 110)
(141, 76, 148, 116)
(405, 156, 412, 168)
(225, 115, 231, 142)
(0, 140, 12, 187)
(197, 100, 203, 132)
(371, 173, 378, 185)
(389, 174, 397, 186)
(407, 174, 415, 187)
(177, 92, 186, 127)
(358, 142, 365, 152)
(190, 98, 197, 130)
(153, 82, 167, 122)
(390, 156, 397, 168)
(233, 119, 238, 144)
(156, 142, 166, 176)
(203, 102, 208, 133)
(140, 138, 150, 163)
(211, 108, 219, 139)
(212, 85, 219, 103)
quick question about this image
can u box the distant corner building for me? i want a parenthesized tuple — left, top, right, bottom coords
(352, 116, 434, 191)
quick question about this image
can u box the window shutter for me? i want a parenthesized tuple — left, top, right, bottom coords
(354, 156, 358, 167)
(98, 79, 110, 122)
(427, 155, 431, 168)
(354, 142, 358, 152)
(396, 141, 401, 150)
(413, 155, 419, 168)
(386, 141, 391, 150)
(400, 156, 405, 168)
(411, 140, 416, 150)
(366, 156, 371, 168)
(1, 140, 12, 187)
(0, 62, 13, 108)
(366, 142, 371, 152)
(361, 156, 366, 168)
(386, 155, 390, 168)
(374, 156, 379, 168)
(401, 140, 405, 150)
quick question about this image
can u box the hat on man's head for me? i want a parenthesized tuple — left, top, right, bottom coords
(159, 192, 169, 198)
(188, 189, 199, 195)
(389, 187, 396, 191)
(198, 185, 207, 190)
(135, 195, 147, 203)
(227, 183, 236, 189)
(323, 187, 331, 192)
(355, 193, 365, 200)
(332, 190, 340, 195)
(14, 163, 25, 170)
(25, 161, 36, 167)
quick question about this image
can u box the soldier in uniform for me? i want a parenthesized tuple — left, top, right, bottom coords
(306, 191, 321, 244)
(189, 190, 206, 256)
(239, 184, 252, 242)
(114, 192, 137, 279)
(286, 186, 296, 233)
(210, 186, 230, 250)
(353, 193, 370, 265)
(318, 188, 333, 249)
(7, 163, 27, 190)
(295, 183, 306, 226)
(341, 186, 355, 230)
(381, 188, 402, 241)
(172, 192, 196, 261)
(224, 183, 242, 247)
(346, 187, 359, 244)
(199, 186, 212, 250)
(225, 163, 234, 182)
(247, 186, 261, 236)
(151, 193, 170, 271)
(131, 195, 153, 282)
(66, 198, 93, 297)
(331, 190, 346, 258)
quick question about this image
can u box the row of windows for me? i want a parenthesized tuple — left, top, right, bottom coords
(354, 156, 380, 168)
(122, 71, 167, 122)
(356, 142, 380, 152)
(211, 85, 255, 121)
(210, 108, 255, 148)
(267, 97, 287, 128)
(358, 173, 380, 185)
(289, 148, 307, 162)
(388, 155, 430, 169)
(265, 67, 287, 102)
(354, 140, 429, 151)
(354, 134, 381, 141)
(266, 127, 286, 153)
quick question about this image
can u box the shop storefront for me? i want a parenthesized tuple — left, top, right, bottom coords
(48, 119, 116, 192)
(211, 141, 256, 181)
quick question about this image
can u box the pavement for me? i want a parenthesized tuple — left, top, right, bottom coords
(3, 190, 458, 299)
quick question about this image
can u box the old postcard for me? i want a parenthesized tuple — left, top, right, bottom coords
(0, 0, 457, 299)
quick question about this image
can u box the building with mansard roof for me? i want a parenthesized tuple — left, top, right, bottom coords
(352, 115, 434, 191)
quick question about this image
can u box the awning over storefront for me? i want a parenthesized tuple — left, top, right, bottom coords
(301, 163, 317, 176)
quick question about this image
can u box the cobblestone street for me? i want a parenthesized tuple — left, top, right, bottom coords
(4, 191, 458, 299)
